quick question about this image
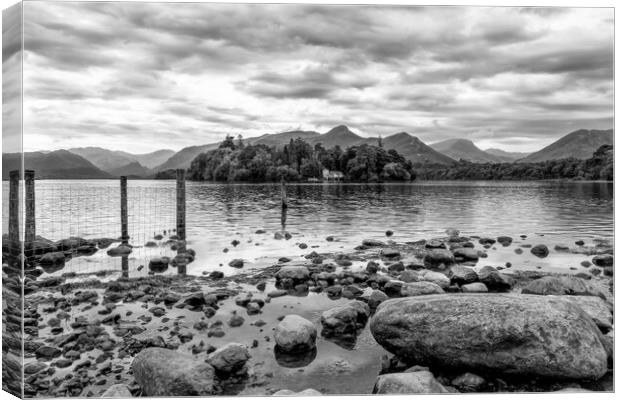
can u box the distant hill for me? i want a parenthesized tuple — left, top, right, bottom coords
(107, 161, 151, 177)
(484, 148, 531, 162)
(153, 143, 220, 171)
(68, 147, 174, 172)
(2, 150, 111, 179)
(250, 130, 320, 147)
(308, 125, 369, 148)
(383, 132, 455, 165)
(518, 129, 613, 163)
(430, 138, 504, 163)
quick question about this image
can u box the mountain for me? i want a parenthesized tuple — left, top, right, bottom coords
(309, 125, 369, 148)
(518, 129, 614, 163)
(68, 147, 175, 171)
(153, 143, 220, 171)
(430, 139, 504, 163)
(131, 150, 175, 169)
(250, 130, 320, 147)
(383, 132, 455, 164)
(107, 161, 151, 178)
(2, 150, 111, 179)
(484, 148, 531, 162)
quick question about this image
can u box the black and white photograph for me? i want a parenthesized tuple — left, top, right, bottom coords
(1, 1, 616, 398)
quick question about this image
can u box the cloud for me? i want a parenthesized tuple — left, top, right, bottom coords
(14, 3, 613, 154)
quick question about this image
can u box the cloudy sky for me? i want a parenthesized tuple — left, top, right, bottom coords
(8, 2, 615, 153)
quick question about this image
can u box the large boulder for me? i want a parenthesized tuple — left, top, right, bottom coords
(370, 294, 608, 380)
(449, 265, 478, 285)
(477, 266, 513, 292)
(461, 282, 488, 293)
(274, 315, 317, 352)
(320, 301, 370, 335)
(373, 371, 449, 394)
(548, 295, 613, 331)
(521, 276, 609, 300)
(131, 348, 215, 396)
(400, 282, 444, 297)
(206, 343, 250, 374)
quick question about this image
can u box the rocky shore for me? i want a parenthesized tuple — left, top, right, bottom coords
(5, 229, 614, 396)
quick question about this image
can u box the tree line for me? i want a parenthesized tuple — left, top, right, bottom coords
(182, 136, 416, 182)
(414, 145, 613, 181)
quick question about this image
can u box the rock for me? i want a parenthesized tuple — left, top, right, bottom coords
(514, 248, 523, 255)
(581, 261, 592, 268)
(206, 343, 250, 374)
(101, 383, 132, 397)
(385, 230, 394, 237)
(477, 266, 513, 292)
(35, 346, 61, 359)
(370, 294, 608, 380)
(423, 249, 455, 267)
(24, 362, 47, 375)
(592, 254, 613, 267)
(366, 261, 379, 274)
(228, 259, 244, 268)
(398, 270, 419, 283)
(461, 282, 488, 293)
(373, 371, 449, 394)
(451, 372, 485, 391)
(179, 292, 210, 310)
(273, 389, 322, 396)
(367, 290, 389, 309)
(362, 239, 386, 247)
(521, 276, 608, 300)
(420, 270, 450, 289)
(209, 271, 224, 279)
(107, 244, 132, 257)
(425, 240, 445, 249)
(274, 315, 317, 352)
(382, 249, 401, 259)
(228, 314, 245, 327)
(131, 348, 215, 396)
(321, 301, 370, 335)
(478, 238, 496, 245)
(268, 290, 288, 298)
(530, 244, 549, 258)
(449, 265, 478, 285)
(548, 295, 613, 331)
(387, 261, 405, 272)
(575, 240, 585, 246)
(326, 236, 334, 241)
(401, 282, 444, 297)
(276, 266, 310, 283)
(496, 236, 513, 246)
(40, 251, 66, 264)
(452, 247, 479, 262)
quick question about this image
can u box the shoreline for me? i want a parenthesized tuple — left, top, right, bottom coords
(8, 231, 614, 396)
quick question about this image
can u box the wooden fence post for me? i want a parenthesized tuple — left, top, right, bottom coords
(120, 176, 129, 245)
(176, 169, 186, 243)
(8, 170, 20, 256)
(24, 170, 35, 255)
(280, 177, 287, 209)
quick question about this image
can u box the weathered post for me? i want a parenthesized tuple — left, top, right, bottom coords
(121, 255, 129, 279)
(280, 177, 288, 209)
(176, 169, 186, 244)
(24, 170, 35, 256)
(8, 170, 20, 256)
(120, 176, 129, 245)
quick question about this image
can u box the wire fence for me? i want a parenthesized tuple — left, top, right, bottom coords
(2, 171, 185, 277)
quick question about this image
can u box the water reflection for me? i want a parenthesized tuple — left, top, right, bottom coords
(274, 346, 317, 368)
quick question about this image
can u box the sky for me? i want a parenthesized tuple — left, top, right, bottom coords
(4, 2, 615, 153)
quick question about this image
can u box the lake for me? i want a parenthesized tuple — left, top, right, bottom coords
(2, 180, 614, 278)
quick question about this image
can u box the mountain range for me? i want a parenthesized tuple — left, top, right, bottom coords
(1, 127, 613, 179)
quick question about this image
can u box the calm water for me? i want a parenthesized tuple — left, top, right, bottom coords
(2, 180, 614, 277)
